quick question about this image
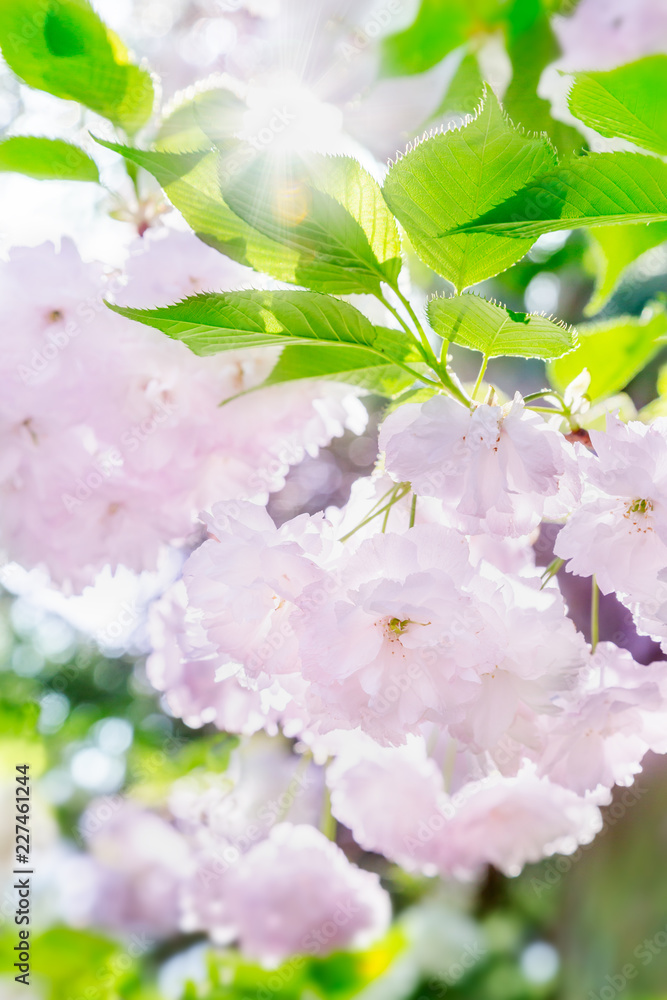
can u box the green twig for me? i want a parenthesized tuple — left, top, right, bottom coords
(472, 355, 489, 400)
(340, 483, 411, 542)
(378, 288, 471, 406)
(409, 493, 417, 528)
(320, 783, 336, 841)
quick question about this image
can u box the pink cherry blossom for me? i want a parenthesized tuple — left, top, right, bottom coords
(147, 581, 289, 733)
(183, 501, 335, 679)
(534, 643, 667, 794)
(0, 239, 365, 588)
(379, 393, 577, 537)
(327, 736, 449, 874)
(294, 523, 489, 744)
(170, 736, 324, 850)
(74, 800, 191, 937)
(437, 768, 604, 879)
(553, 0, 667, 72)
(293, 522, 585, 747)
(326, 733, 604, 880)
(188, 823, 391, 965)
(555, 415, 667, 600)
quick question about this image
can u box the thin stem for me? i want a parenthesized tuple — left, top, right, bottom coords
(437, 368, 472, 407)
(472, 355, 489, 400)
(378, 291, 419, 341)
(339, 484, 411, 542)
(377, 349, 441, 389)
(540, 556, 565, 590)
(591, 575, 599, 652)
(379, 288, 472, 406)
(381, 503, 392, 532)
(395, 286, 437, 362)
(364, 483, 400, 520)
(409, 493, 417, 528)
(375, 293, 441, 386)
(523, 389, 568, 407)
(320, 783, 336, 841)
(124, 156, 141, 201)
(527, 405, 568, 416)
(396, 288, 471, 405)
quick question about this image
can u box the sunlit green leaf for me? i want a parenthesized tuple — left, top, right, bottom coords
(426, 50, 484, 125)
(585, 221, 667, 315)
(452, 153, 667, 238)
(108, 293, 417, 387)
(0, 0, 154, 133)
(0, 136, 99, 181)
(383, 89, 557, 291)
(548, 306, 667, 400)
(156, 85, 246, 153)
(31, 927, 126, 1000)
(255, 326, 425, 397)
(221, 152, 402, 295)
(428, 293, 575, 360)
(94, 139, 302, 280)
(129, 733, 239, 803)
(380, 0, 498, 76)
(503, 0, 585, 155)
(569, 55, 667, 154)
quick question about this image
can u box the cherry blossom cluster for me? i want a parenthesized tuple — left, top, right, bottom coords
(61, 738, 390, 966)
(0, 232, 364, 589)
(139, 392, 667, 933)
(4, 0, 667, 973)
(554, 416, 667, 656)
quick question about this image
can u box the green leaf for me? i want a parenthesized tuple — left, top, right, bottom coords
(0, 136, 99, 181)
(585, 222, 667, 315)
(94, 139, 302, 280)
(129, 733, 239, 803)
(383, 88, 557, 291)
(569, 55, 667, 155)
(156, 85, 246, 153)
(427, 50, 485, 124)
(107, 292, 418, 382)
(97, 140, 402, 294)
(0, 0, 154, 134)
(30, 927, 130, 1000)
(548, 306, 667, 401)
(428, 293, 575, 360)
(452, 153, 667, 238)
(503, 1, 585, 156)
(221, 151, 402, 295)
(380, 0, 498, 76)
(256, 326, 424, 397)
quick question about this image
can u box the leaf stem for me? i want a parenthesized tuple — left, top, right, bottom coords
(340, 483, 411, 542)
(540, 556, 565, 590)
(523, 389, 564, 405)
(395, 287, 471, 407)
(377, 291, 419, 341)
(378, 288, 471, 406)
(472, 355, 489, 400)
(320, 783, 336, 841)
(591, 575, 599, 652)
(394, 286, 436, 360)
(527, 405, 568, 416)
(369, 339, 442, 388)
(382, 503, 392, 533)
